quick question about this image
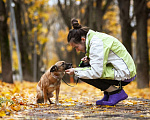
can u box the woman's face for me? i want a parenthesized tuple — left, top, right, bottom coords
(70, 39, 86, 53)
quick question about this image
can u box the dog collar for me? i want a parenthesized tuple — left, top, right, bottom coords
(51, 73, 61, 81)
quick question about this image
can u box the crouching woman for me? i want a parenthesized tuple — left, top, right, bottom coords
(65, 18, 136, 106)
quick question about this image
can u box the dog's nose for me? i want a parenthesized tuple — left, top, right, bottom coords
(66, 63, 72, 69)
(69, 63, 72, 68)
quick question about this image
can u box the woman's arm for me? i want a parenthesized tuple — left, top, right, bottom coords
(74, 35, 105, 79)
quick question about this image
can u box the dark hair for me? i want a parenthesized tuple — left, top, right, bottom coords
(67, 18, 89, 43)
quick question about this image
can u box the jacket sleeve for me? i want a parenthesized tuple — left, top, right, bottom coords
(74, 35, 104, 79)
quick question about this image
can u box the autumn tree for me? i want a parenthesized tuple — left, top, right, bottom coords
(0, 0, 13, 83)
(14, 0, 33, 81)
(134, 0, 149, 88)
(57, 0, 84, 67)
(8, 0, 52, 81)
(118, 0, 134, 55)
(117, 0, 149, 88)
(56, 0, 118, 82)
(86, 0, 112, 31)
(57, 0, 113, 62)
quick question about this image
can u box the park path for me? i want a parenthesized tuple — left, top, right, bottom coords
(12, 97, 150, 120)
(0, 81, 150, 119)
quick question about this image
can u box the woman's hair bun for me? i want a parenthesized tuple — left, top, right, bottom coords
(71, 18, 82, 29)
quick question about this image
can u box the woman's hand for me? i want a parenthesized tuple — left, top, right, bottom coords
(81, 56, 89, 63)
(65, 68, 75, 75)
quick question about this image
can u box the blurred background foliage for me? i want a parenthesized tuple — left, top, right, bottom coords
(0, 0, 150, 89)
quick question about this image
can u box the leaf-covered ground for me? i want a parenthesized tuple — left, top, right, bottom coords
(0, 80, 150, 119)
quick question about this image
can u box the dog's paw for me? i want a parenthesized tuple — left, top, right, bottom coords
(37, 98, 44, 103)
(33, 101, 37, 104)
(50, 101, 55, 104)
(55, 103, 61, 106)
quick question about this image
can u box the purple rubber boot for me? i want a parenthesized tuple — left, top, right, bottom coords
(96, 92, 109, 105)
(102, 89, 128, 106)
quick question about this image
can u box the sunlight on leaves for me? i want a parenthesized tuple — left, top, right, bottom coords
(0, 80, 149, 119)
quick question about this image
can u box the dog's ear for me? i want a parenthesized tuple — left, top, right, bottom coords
(50, 65, 58, 72)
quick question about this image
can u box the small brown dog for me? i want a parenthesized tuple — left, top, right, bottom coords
(36, 61, 72, 105)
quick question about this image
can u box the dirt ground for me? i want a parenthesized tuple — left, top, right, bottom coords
(1, 81, 150, 120)
(14, 97, 150, 120)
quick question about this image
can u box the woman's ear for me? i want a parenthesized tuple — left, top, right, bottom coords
(81, 37, 85, 42)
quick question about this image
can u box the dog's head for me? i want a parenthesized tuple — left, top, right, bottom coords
(50, 61, 72, 72)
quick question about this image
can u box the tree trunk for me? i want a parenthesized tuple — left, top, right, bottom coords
(88, 0, 94, 29)
(57, 0, 84, 72)
(118, 0, 133, 56)
(95, 0, 102, 31)
(134, 0, 149, 88)
(57, 0, 71, 29)
(15, 0, 33, 81)
(0, 0, 13, 83)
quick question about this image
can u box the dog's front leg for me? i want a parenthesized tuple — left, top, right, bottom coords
(55, 87, 60, 105)
(43, 88, 47, 103)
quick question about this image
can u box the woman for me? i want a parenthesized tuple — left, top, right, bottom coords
(65, 18, 136, 106)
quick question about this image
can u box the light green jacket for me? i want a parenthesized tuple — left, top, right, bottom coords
(74, 30, 136, 81)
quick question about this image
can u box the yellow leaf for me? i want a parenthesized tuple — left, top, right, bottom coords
(5, 94, 11, 99)
(10, 104, 21, 111)
(32, 27, 37, 33)
(61, 46, 65, 51)
(75, 115, 81, 119)
(93, 1, 96, 7)
(147, 1, 150, 8)
(0, 110, 6, 117)
(66, 45, 72, 52)
(41, 28, 48, 33)
(80, 8, 85, 14)
(2, 0, 6, 3)
(140, 115, 144, 117)
(6, 108, 11, 113)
